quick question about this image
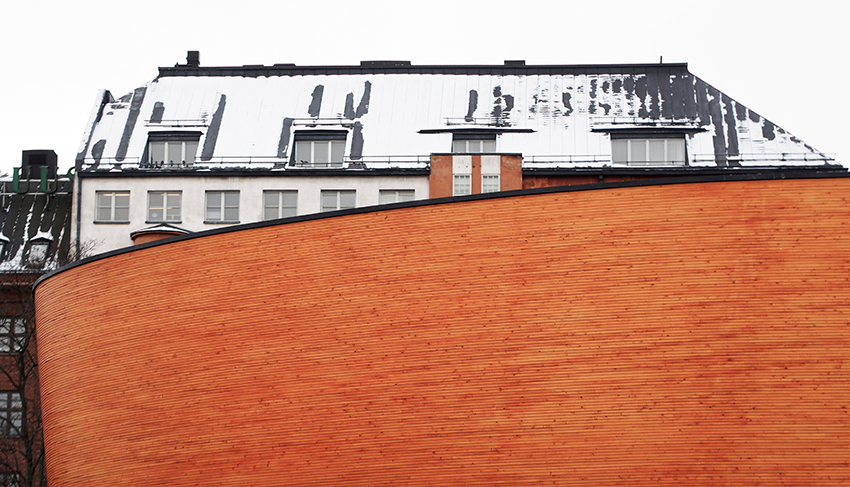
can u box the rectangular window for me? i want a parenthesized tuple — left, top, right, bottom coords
(146, 132, 202, 168)
(95, 191, 130, 222)
(0, 392, 22, 437)
(263, 190, 298, 220)
(147, 191, 182, 222)
(0, 319, 25, 354)
(26, 241, 49, 264)
(205, 191, 240, 223)
(452, 134, 497, 153)
(321, 190, 356, 212)
(611, 137, 686, 166)
(481, 174, 500, 193)
(293, 132, 346, 167)
(148, 141, 199, 167)
(379, 190, 415, 204)
(0, 473, 19, 487)
(453, 175, 471, 196)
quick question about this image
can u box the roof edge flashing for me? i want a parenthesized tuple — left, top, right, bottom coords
(157, 62, 691, 78)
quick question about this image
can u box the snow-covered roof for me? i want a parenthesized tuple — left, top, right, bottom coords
(76, 61, 833, 172)
(129, 223, 191, 238)
(0, 180, 73, 272)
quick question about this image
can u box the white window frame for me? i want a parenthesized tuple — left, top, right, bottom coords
(481, 174, 500, 193)
(95, 191, 130, 222)
(452, 137, 497, 154)
(263, 190, 298, 220)
(611, 137, 686, 166)
(294, 140, 346, 166)
(378, 190, 415, 204)
(292, 131, 347, 167)
(205, 191, 240, 223)
(320, 190, 356, 212)
(0, 391, 22, 437)
(147, 191, 182, 223)
(0, 319, 25, 354)
(147, 140, 199, 167)
(453, 175, 472, 196)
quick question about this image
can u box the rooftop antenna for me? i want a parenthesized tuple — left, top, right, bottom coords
(660, 55, 663, 64)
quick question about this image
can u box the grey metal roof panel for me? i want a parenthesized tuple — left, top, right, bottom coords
(76, 63, 831, 171)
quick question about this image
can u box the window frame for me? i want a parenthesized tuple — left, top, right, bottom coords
(0, 472, 20, 487)
(610, 133, 687, 166)
(0, 391, 22, 437)
(378, 189, 415, 205)
(320, 190, 356, 212)
(263, 190, 298, 220)
(481, 174, 500, 193)
(94, 191, 130, 223)
(452, 133, 497, 154)
(453, 174, 472, 196)
(292, 131, 347, 167)
(205, 190, 240, 224)
(0, 318, 25, 354)
(145, 132, 202, 168)
(147, 191, 183, 223)
(25, 238, 51, 266)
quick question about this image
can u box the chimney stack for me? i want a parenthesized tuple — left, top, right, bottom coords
(187, 51, 200, 67)
(22, 150, 57, 179)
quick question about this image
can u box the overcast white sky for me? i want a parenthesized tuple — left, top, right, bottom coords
(0, 0, 845, 174)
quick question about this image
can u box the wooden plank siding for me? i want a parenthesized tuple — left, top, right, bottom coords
(35, 177, 850, 486)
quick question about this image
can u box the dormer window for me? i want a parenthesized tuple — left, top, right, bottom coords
(611, 134, 686, 166)
(292, 131, 346, 167)
(26, 235, 52, 268)
(0, 234, 9, 261)
(146, 132, 201, 168)
(452, 133, 496, 153)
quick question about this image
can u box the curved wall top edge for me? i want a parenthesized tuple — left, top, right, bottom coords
(33, 170, 850, 291)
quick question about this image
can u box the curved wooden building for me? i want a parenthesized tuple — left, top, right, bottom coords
(35, 176, 850, 486)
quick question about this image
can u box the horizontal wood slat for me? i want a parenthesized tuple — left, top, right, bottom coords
(36, 178, 850, 486)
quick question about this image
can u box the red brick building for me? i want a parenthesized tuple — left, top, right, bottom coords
(0, 151, 73, 487)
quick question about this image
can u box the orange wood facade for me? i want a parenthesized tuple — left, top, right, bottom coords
(36, 178, 850, 486)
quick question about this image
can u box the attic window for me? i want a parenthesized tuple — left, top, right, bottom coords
(292, 131, 346, 167)
(145, 132, 201, 168)
(0, 235, 8, 262)
(26, 236, 52, 267)
(452, 133, 496, 154)
(611, 134, 686, 166)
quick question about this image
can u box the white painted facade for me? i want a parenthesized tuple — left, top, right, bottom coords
(76, 174, 429, 253)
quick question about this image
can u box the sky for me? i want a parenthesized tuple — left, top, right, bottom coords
(0, 0, 846, 175)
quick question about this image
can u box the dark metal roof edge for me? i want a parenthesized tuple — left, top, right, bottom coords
(34, 170, 850, 291)
(522, 165, 848, 176)
(78, 168, 431, 178)
(158, 62, 690, 78)
(419, 128, 535, 134)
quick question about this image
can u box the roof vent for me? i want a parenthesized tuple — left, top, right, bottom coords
(187, 51, 200, 67)
(360, 60, 411, 67)
(21, 150, 57, 179)
(504, 60, 526, 66)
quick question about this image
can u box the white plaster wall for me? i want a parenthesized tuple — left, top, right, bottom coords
(75, 174, 430, 254)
